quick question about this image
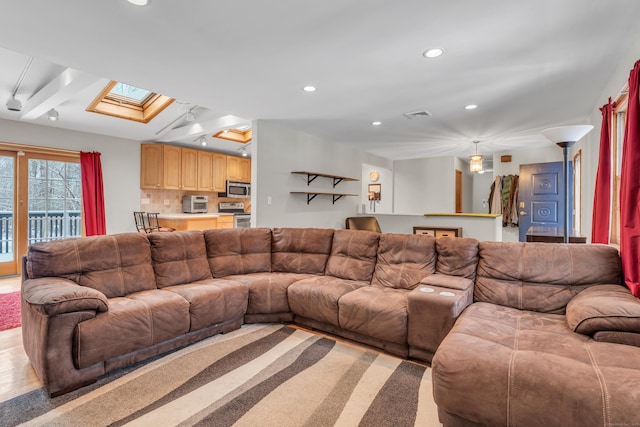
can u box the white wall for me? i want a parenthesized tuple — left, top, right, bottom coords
(453, 157, 473, 212)
(472, 173, 494, 213)
(393, 156, 455, 214)
(252, 120, 392, 229)
(574, 36, 640, 243)
(361, 163, 393, 214)
(0, 118, 140, 234)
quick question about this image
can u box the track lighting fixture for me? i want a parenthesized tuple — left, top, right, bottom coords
(46, 108, 59, 121)
(241, 147, 248, 157)
(199, 136, 207, 146)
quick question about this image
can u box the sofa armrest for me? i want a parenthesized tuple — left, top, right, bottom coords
(566, 284, 640, 339)
(22, 277, 108, 316)
(407, 274, 474, 362)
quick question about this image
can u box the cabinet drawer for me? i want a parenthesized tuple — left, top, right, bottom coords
(435, 230, 456, 238)
(414, 228, 435, 236)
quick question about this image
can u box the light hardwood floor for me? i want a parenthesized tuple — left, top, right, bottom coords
(0, 276, 42, 402)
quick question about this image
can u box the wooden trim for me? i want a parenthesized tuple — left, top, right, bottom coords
(86, 80, 174, 124)
(0, 141, 79, 158)
(455, 169, 462, 213)
(213, 128, 252, 143)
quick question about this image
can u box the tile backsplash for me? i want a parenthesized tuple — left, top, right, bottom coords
(140, 189, 250, 213)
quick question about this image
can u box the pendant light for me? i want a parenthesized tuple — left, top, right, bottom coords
(469, 141, 483, 173)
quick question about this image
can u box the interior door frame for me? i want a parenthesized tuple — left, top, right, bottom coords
(455, 169, 463, 213)
(0, 150, 17, 275)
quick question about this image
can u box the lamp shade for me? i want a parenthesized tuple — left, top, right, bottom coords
(540, 125, 594, 143)
(470, 154, 483, 172)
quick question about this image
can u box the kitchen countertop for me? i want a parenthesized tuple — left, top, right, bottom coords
(156, 213, 235, 219)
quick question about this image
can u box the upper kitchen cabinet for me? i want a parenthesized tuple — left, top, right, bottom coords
(197, 151, 227, 192)
(140, 144, 164, 188)
(140, 143, 197, 190)
(162, 145, 197, 190)
(227, 155, 251, 182)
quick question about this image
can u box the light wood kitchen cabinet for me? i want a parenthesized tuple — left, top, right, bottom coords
(162, 145, 182, 189)
(180, 148, 198, 190)
(239, 157, 251, 182)
(140, 144, 164, 188)
(212, 153, 227, 191)
(227, 155, 251, 182)
(197, 151, 228, 192)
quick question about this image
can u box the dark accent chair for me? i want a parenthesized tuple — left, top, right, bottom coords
(345, 216, 381, 233)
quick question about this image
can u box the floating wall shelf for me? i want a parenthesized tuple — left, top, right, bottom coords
(290, 171, 359, 204)
(291, 171, 359, 187)
(290, 191, 359, 205)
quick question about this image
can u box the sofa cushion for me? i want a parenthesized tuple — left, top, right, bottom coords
(26, 233, 156, 298)
(224, 272, 315, 315)
(205, 228, 272, 277)
(371, 233, 436, 289)
(476, 242, 622, 314)
(288, 276, 369, 326)
(436, 237, 479, 280)
(74, 289, 190, 369)
(163, 279, 248, 331)
(325, 230, 380, 282)
(148, 231, 212, 288)
(432, 302, 640, 427)
(338, 286, 409, 344)
(566, 284, 640, 336)
(271, 228, 334, 274)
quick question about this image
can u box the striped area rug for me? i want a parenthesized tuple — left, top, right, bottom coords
(0, 324, 440, 427)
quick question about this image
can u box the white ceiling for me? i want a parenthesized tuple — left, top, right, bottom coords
(0, 0, 638, 160)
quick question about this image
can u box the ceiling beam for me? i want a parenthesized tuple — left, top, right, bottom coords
(20, 68, 100, 120)
(154, 114, 250, 142)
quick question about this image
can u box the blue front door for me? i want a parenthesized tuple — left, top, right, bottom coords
(518, 161, 572, 242)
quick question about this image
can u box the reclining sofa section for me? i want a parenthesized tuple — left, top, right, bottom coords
(21, 228, 477, 396)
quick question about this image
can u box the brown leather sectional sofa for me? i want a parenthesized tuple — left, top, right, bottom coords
(20, 228, 640, 426)
(21, 228, 477, 397)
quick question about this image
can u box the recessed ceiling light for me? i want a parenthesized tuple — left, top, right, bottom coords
(423, 48, 444, 58)
(371, 121, 382, 126)
(302, 86, 316, 92)
(465, 104, 478, 110)
(127, 0, 149, 5)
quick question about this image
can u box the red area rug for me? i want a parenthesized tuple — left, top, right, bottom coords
(0, 291, 21, 331)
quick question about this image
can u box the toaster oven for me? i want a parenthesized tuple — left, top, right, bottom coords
(182, 195, 208, 213)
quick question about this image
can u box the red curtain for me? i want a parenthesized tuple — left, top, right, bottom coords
(591, 99, 613, 244)
(80, 151, 106, 236)
(620, 60, 640, 298)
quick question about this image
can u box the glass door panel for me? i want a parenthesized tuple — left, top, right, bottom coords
(0, 153, 16, 275)
(27, 159, 82, 245)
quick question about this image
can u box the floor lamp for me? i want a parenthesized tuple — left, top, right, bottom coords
(540, 125, 594, 243)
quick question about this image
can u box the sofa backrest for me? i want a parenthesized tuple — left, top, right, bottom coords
(436, 237, 479, 280)
(205, 228, 272, 277)
(476, 241, 622, 314)
(371, 233, 436, 289)
(271, 228, 334, 274)
(325, 229, 380, 282)
(148, 230, 212, 287)
(25, 233, 156, 298)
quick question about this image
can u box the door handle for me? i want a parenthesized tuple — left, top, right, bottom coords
(519, 211, 527, 215)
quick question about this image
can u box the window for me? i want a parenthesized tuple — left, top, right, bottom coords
(573, 150, 581, 233)
(28, 159, 82, 244)
(86, 81, 174, 123)
(611, 88, 628, 244)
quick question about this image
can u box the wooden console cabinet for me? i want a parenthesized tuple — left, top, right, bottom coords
(413, 226, 463, 238)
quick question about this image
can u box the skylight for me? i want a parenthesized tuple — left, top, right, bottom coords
(108, 83, 152, 105)
(86, 81, 174, 124)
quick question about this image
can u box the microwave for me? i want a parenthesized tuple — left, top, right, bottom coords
(182, 195, 208, 213)
(220, 181, 251, 198)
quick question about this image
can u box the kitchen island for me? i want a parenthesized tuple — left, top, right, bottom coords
(156, 213, 234, 231)
(372, 213, 503, 241)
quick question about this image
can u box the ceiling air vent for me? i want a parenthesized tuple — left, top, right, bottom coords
(403, 110, 433, 119)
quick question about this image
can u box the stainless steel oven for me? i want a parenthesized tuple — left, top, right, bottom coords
(218, 202, 251, 228)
